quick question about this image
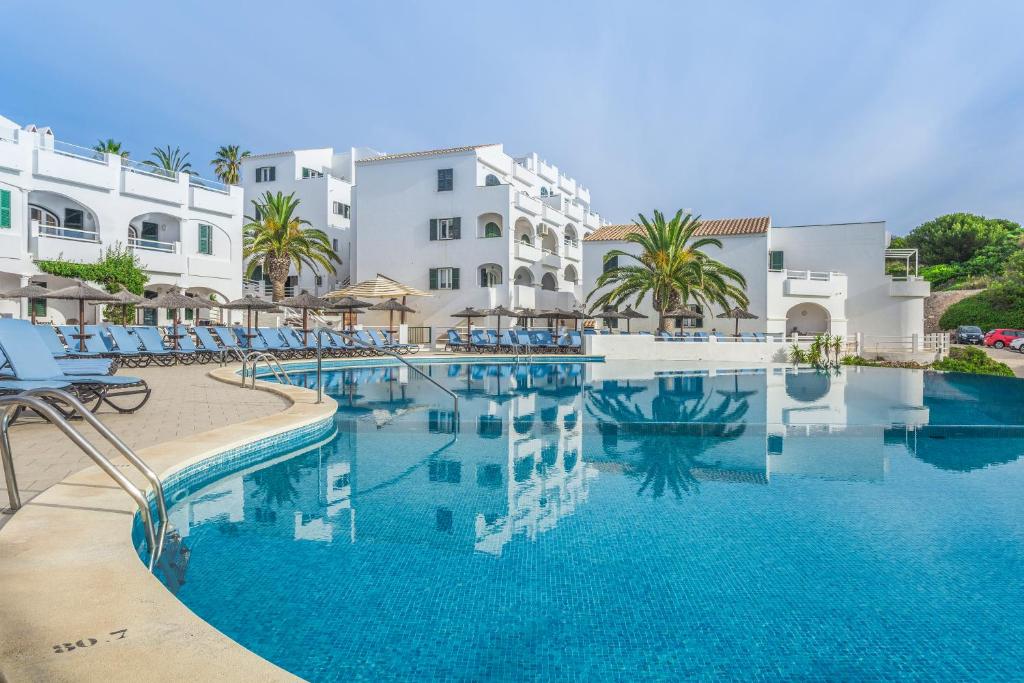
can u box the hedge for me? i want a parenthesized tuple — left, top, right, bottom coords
(932, 346, 1015, 377)
(938, 289, 1024, 331)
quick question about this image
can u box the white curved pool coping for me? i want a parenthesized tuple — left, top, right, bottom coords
(0, 364, 336, 681)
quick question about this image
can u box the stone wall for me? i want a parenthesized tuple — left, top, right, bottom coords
(924, 289, 983, 332)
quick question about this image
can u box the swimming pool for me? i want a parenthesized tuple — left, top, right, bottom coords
(147, 361, 1024, 680)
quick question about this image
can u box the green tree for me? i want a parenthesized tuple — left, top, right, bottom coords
(586, 210, 749, 331)
(144, 145, 192, 175)
(210, 144, 250, 185)
(243, 191, 340, 300)
(93, 138, 129, 159)
(903, 213, 1020, 265)
(36, 243, 148, 324)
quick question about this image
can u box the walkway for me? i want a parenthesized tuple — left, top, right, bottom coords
(979, 345, 1024, 378)
(0, 363, 288, 528)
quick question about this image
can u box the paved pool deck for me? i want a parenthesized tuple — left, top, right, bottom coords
(0, 363, 289, 530)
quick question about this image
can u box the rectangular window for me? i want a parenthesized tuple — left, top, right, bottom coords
(30, 281, 46, 317)
(255, 166, 276, 183)
(437, 168, 453, 192)
(184, 308, 194, 321)
(332, 201, 350, 217)
(0, 189, 10, 229)
(682, 304, 704, 329)
(302, 167, 323, 179)
(769, 250, 784, 270)
(429, 217, 461, 240)
(198, 223, 213, 255)
(429, 267, 459, 290)
(64, 208, 84, 228)
(332, 238, 339, 252)
(315, 275, 323, 287)
(603, 254, 618, 273)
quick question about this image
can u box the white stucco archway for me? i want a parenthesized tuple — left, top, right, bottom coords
(785, 302, 830, 335)
(513, 267, 534, 286)
(514, 217, 535, 244)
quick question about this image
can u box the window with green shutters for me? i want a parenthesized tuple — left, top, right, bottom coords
(0, 189, 10, 229)
(185, 308, 194, 321)
(429, 267, 459, 290)
(31, 282, 46, 317)
(603, 254, 618, 273)
(429, 217, 461, 240)
(769, 250, 784, 271)
(198, 223, 213, 254)
(437, 168, 453, 192)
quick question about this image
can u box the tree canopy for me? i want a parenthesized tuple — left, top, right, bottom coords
(902, 213, 1021, 265)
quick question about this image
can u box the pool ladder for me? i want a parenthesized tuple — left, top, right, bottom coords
(0, 389, 168, 571)
(312, 327, 459, 416)
(240, 351, 293, 389)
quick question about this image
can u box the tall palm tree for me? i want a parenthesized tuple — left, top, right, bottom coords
(210, 144, 250, 185)
(93, 138, 129, 159)
(244, 191, 340, 300)
(144, 145, 192, 175)
(586, 210, 749, 331)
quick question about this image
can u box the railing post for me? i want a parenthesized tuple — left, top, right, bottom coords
(912, 333, 920, 352)
(855, 332, 863, 356)
(1, 406, 22, 511)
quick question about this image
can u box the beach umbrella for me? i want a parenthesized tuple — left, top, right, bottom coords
(1, 283, 51, 324)
(369, 298, 417, 337)
(330, 296, 372, 332)
(46, 280, 116, 352)
(597, 308, 627, 333)
(515, 307, 541, 328)
(279, 290, 333, 345)
(91, 284, 147, 325)
(664, 304, 701, 333)
(568, 307, 592, 330)
(451, 306, 486, 336)
(619, 305, 648, 333)
(222, 294, 278, 346)
(484, 305, 518, 340)
(139, 288, 201, 349)
(716, 307, 759, 336)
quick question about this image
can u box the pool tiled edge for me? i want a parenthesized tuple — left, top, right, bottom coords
(0, 365, 335, 682)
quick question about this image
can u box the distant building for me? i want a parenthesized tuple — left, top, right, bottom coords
(0, 113, 244, 325)
(582, 218, 930, 339)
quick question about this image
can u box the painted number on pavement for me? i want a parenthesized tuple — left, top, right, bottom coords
(52, 629, 127, 654)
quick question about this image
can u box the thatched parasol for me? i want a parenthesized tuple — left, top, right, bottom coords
(138, 288, 202, 349)
(515, 307, 541, 328)
(619, 305, 648, 333)
(716, 306, 759, 336)
(1, 283, 51, 325)
(279, 290, 333, 344)
(222, 294, 278, 346)
(369, 297, 417, 336)
(484, 304, 518, 340)
(451, 306, 486, 335)
(329, 296, 372, 331)
(46, 281, 116, 351)
(92, 284, 148, 325)
(597, 308, 627, 333)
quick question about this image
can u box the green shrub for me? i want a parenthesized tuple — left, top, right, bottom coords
(921, 263, 964, 286)
(938, 289, 1024, 331)
(36, 243, 148, 325)
(932, 346, 1014, 377)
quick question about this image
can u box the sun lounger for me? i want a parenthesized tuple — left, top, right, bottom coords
(106, 325, 174, 367)
(134, 326, 195, 365)
(0, 319, 151, 413)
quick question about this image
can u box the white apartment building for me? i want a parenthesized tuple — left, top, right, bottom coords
(0, 113, 244, 325)
(582, 217, 930, 340)
(354, 144, 606, 333)
(239, 147, 375, 297)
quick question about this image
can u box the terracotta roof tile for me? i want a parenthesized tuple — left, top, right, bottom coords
(356, 144, 500, 164)
(584, 216, 771, 241)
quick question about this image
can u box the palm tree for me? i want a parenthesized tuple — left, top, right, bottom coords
(586, 210, 749, 331)
(93, 138, 129, 159)
(210, 144, 250, 185)
(244, 191, 340, 300)
(144, 145, 192, 175)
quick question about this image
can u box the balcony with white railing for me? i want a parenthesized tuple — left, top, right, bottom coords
(513, 161, 538, 185)
(772, 269, 847, 298)
(541, 204, 565, 227)
(562, 239, 581, 262)
(189, 177, 238, 215)
(515, 191, 542, 216)
(537, 160, 557, 182)
(584, 211, 600, 229)
(515, 240, 542, 262)
(565, 202, 584, 221)
(513, 284, 536, 309)
(34, 139, 118, 190)
(558, 174, 576, 195)
(121, 158, 185, 204)
(0, 129, 23, 170)
(540, 248, 561, 270)
(128, 237, 185, 273)
(888, 275, 931, 298)
(31, 220, 103, 261)
(576, 185, 591, 205)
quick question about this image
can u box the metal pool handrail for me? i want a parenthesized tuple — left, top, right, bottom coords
(0, 391, 164, 571)
(313, 327, 459, 415)
(241, 351, 293, 388)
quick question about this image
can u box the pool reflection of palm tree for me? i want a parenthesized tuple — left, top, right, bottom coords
(248, 456, 308, 508)
(586, 381, 750, 499)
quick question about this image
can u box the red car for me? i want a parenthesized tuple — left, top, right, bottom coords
(983, 329, 1024, 348)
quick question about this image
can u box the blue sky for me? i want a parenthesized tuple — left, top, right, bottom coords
(4, 0, 1024, 233)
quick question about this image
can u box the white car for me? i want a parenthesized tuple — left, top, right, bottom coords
(1010, 337, 1024, 353)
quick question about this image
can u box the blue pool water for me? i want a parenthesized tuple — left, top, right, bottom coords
(147, 361, 1024, 680)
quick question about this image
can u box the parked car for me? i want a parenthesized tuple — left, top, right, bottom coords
(983, 329, 1024, 349)
(1010, 337, 1024, 353)
(955, 325, 985, 344)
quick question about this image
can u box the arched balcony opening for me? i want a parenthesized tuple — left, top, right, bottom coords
(484, 173, 500, 186)
(563, 224, 579, 248)
(564, 264, 579, 285)
(540, 228, 558, 254)
(479, 263, 503, 287)
(128, 212, 182, 253)
(513, 267, 534, 286)
(514, 217, 535, 245)
(541, 272, 558, 291)
(27, 190, 99, 241)
(477, 212, 503, 239)
(785, 302, 831, 336)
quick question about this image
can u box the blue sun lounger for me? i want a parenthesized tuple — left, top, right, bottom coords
(0, 319, 150, 413)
